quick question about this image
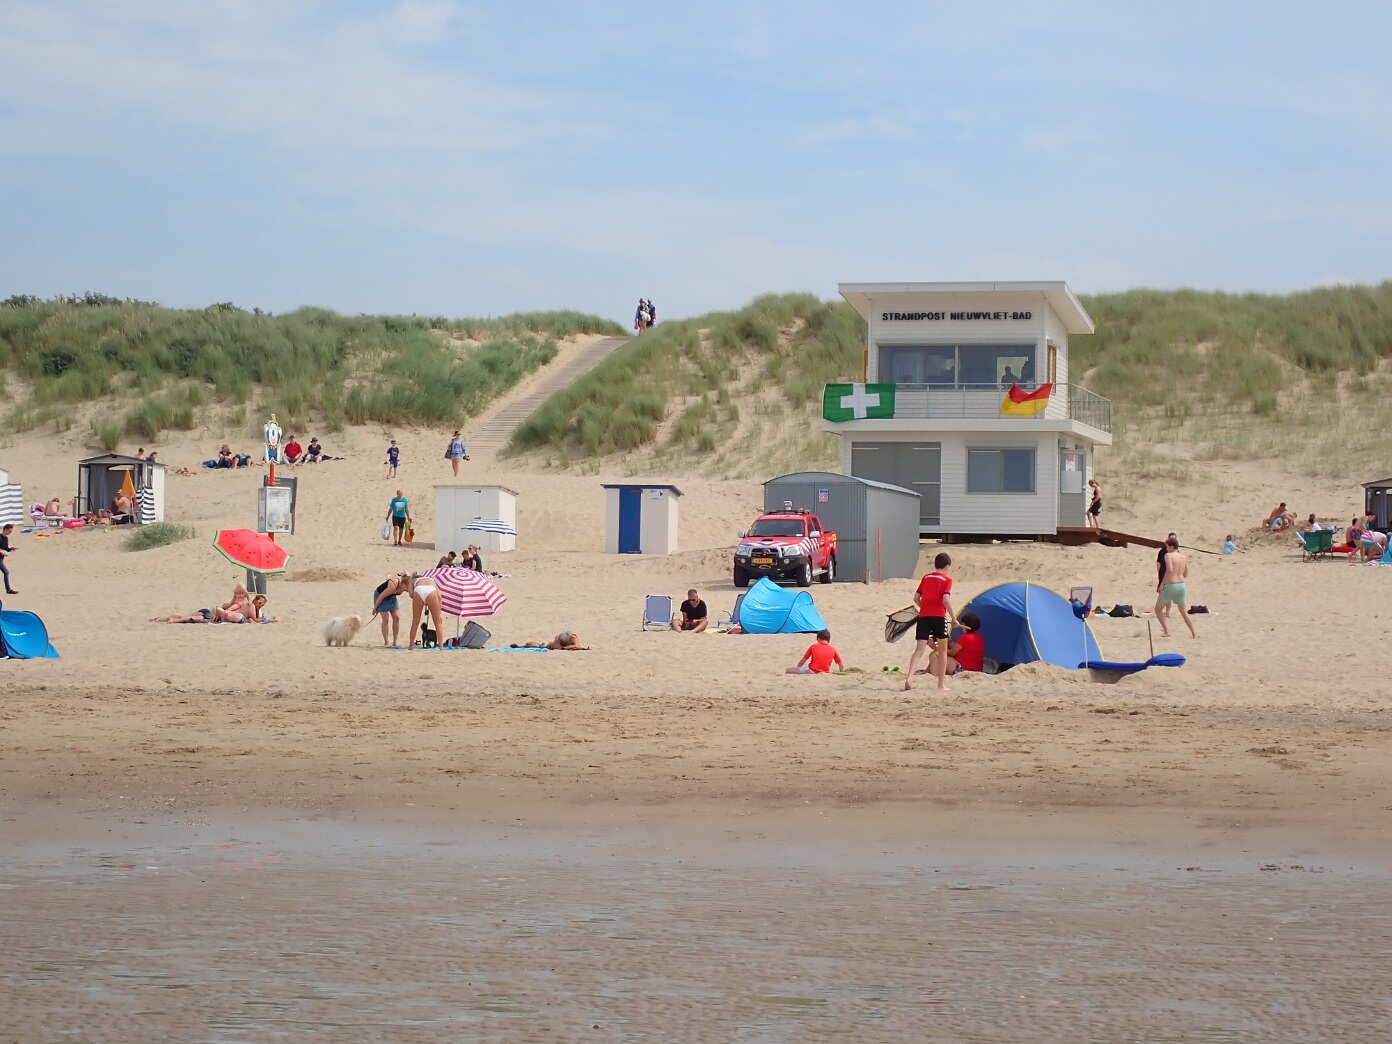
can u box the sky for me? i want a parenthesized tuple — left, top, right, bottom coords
(2, 1, 1390, 323)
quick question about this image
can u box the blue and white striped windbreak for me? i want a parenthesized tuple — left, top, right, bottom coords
(464, 518, 516, 536)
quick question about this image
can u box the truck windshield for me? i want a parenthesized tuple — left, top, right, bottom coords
(748, 519, 806, 538)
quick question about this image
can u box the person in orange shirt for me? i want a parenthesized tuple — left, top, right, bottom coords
(787, 629, 844, 674)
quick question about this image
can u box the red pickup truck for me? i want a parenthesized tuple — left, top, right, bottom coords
(733, 510, 837, 588)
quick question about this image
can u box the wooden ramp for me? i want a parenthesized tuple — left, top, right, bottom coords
(470, 336, 628, 446)
(1050, 526, 1165, 549)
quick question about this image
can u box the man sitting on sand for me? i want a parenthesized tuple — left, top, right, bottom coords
(1155, 536, 1197, 638)
(672, 589, 708, 632)
(1265, 503, 1294, 531)
(436, 550, 458, 568)
(283, 436, 303, 463)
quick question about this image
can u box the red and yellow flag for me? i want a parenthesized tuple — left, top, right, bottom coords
(999, 382, 1053, 417)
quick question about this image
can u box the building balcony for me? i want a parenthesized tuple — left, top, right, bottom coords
(821, 382, 1112, 440)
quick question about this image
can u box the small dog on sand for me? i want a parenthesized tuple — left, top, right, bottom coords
(322, 615, 363, 647)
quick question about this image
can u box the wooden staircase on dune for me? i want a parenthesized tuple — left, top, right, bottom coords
(469, 336, 628, 446)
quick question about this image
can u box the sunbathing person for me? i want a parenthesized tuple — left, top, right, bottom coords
(45, 497, 63, 517)
(547, 631, 589, 650)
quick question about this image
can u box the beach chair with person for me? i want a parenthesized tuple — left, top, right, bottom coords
(1297, 528, 1336, 561)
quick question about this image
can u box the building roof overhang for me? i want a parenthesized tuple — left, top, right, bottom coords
(839, 281, 1095, 335)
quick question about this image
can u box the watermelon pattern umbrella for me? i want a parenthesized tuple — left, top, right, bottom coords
(419, 566, 506, 618)
(213, 528, 289, 574)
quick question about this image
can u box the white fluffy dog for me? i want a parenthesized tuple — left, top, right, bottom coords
(322, 614, 364, 647)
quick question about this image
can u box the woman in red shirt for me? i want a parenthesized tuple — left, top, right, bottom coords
(946, 611, 985, 675)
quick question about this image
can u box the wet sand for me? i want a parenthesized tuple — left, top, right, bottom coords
(4, 817, 1391, 1042)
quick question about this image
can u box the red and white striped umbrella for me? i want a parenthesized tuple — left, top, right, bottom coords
(419, 567, 506, 618)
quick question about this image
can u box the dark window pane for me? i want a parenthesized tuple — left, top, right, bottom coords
(1002, 449, 1035, 492)
(967, 450, 1002, 493)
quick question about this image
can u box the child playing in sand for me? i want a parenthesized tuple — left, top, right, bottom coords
(787, 629, 843, 674)
(385, 439, 400, 478)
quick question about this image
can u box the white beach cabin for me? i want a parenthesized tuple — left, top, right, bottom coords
(602, 483, 682, 555)
(824, 282, 1111, 539)
(434, 484, 518, 554)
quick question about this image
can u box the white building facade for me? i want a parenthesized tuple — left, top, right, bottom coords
(824, 282, 1111, 539)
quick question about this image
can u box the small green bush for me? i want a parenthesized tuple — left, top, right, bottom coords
(125, 522, 196, 551)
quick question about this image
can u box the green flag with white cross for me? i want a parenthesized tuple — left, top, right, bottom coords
(823, 383, 896, 422)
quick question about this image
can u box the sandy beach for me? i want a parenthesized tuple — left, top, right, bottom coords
(3, 388, 1392, 1039)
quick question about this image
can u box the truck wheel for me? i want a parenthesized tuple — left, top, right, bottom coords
(733, 566, 749, 589)
(796, 561, 812, 587)
(819, 557, 835, 584)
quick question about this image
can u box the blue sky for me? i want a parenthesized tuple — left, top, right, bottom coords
(2, 1, 1389, 323)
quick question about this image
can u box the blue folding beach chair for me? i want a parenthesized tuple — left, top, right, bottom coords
(642, 594, 673, 631)
(720, 593, 746, 629)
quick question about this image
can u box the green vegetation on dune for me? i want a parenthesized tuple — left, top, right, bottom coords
(0, 295, 624, 438)
(1076, 283, 1392, 417)
(511, 293, 864, 458)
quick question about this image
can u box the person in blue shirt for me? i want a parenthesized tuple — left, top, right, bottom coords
(385, 439, 400, 478)
(385, 490, 411, 546)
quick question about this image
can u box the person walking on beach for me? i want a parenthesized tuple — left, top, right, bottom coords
(1156, 535, 1197, 639)
(385, 439, 400, 478)
(634, 298, 649, 333)
(445, 430, 469, 477)
(905, 552, 956, 691)
(0, 523, 16, 594)
(386, 489, 411, 547)
(1087, 478, 1103, 530)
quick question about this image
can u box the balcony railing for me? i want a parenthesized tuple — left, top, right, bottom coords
(825, 382, 1111, 434)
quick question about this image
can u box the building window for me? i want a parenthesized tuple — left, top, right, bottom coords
(877, 345, 1038, 388)
(967, 448, 1036, 493)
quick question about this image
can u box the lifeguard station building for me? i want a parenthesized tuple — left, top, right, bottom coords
(823, 282, 1112, 540)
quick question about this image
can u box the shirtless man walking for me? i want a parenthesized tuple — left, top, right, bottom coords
(1155, 535, 1197, 638)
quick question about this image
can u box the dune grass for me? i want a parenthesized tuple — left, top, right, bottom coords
(0, 296, 624, 436)
(124, 521, 196, 551)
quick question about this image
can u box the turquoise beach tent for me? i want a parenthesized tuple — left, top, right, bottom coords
(0, 609, 59, 659)
(958, 581, 1100, 669)
(738, 577, 828, 634)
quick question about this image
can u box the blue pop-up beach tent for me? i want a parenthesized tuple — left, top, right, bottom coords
(959, 582, 1100, 669)
(0, 608, 59, 659)
(738, 577, 828, 634)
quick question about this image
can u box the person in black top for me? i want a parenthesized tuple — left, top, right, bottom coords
(463, 544, 484, 572)
(671, 589, 708, 632)
(0, 523, 15, 594)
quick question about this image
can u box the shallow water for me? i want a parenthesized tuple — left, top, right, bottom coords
(3, 820, 1390, 1041)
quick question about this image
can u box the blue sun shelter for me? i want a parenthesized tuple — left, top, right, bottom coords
(0, 608, 59, 659)
(959, 581, 1100, 669)
(738, 577, 828, 634)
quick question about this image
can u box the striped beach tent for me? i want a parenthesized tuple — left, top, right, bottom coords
(137, 487, 158, 525)
(464, 517, 517, 536)
(0, 483, 23, 526)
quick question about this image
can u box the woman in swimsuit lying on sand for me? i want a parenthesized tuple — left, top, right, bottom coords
(152, 594, 268, 624)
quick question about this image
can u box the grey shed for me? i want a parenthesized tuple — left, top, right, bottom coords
(1364, 477, 1392, 530)
(763, 471, 921, 583)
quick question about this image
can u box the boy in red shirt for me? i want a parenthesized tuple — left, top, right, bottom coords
(906, 552, 955, 690)
(787, 629, 844, 674)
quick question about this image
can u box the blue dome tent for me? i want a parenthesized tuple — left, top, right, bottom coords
(959, 582, 1100, 669)
(738, 577, 828, 634)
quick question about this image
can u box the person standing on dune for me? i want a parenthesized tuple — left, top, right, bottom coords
(445, 430, 469, 477)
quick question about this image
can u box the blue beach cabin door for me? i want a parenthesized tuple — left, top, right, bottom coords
(618, 487, 642, 553)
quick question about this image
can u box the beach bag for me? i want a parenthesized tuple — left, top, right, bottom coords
(380, 522, 390, 541)
(1109, 604, 1135, 618)
(404, 520, 415, 543)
